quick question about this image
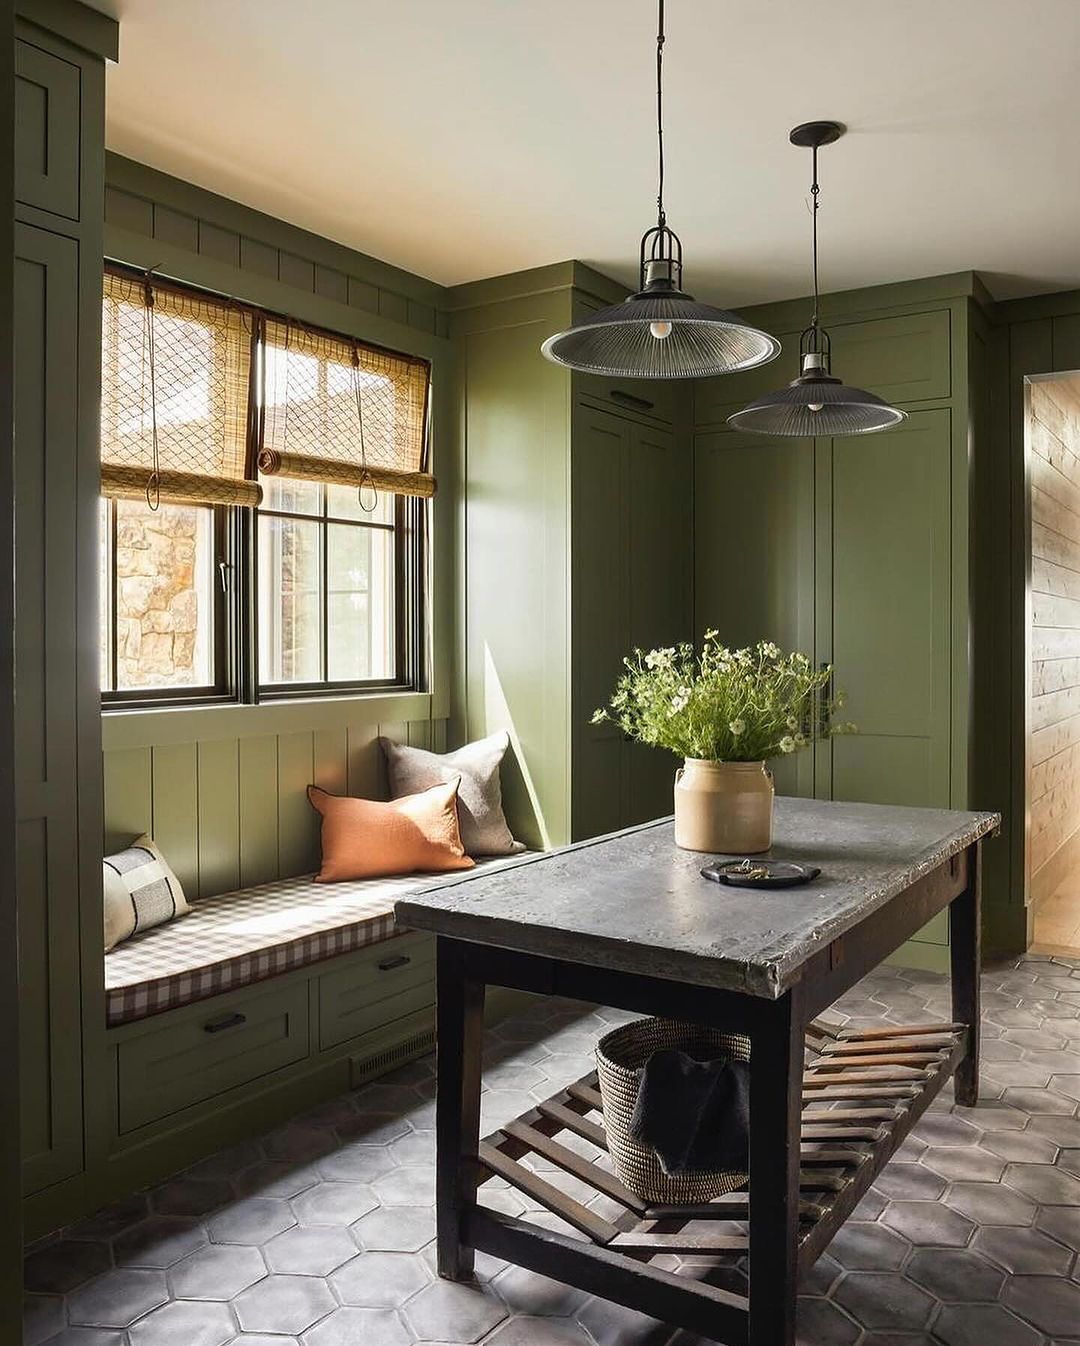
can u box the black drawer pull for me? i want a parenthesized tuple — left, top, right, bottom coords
(203, 1012, 247, 1034)
(378, 954, 411, 972)
(610, 389, 655, 412)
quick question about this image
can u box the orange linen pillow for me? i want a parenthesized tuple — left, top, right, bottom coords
(307, 778, 475, 882)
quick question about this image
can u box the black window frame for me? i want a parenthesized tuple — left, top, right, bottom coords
(99, 271, 428, 712)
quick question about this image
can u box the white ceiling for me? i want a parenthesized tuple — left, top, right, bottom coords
(95, 0, 1080, 306)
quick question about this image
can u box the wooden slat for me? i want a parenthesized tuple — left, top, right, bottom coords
(837, 1022, 964, 1040)
(500, 1119, 647, 1216)
(801, 1126, 884, 1142)
(537, 1099, 609, 1151)
(799, 1149, 869, 1166)
(801, 1107, 900, 1122)
(803, 1067, 929, 1088)
(797, 1171, 849, 1192)
(800, 1084, 921, 1101)
(610, 1231, 750, 1254)
(566, 1080, 604, 1111)
(477, 1141, 617, 1244)
(822, 1034, 956, 1055)
(811, 1052, 943, 1069)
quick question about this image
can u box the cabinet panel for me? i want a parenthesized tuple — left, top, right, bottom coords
(828, 311, 951, 405)
(319, 932, 435, 1051)
(15, 39, 80, 220)
(824, 409, 952, 810)
(694, 430, 816, 797)
(692, 333, 803, 428)
(14, 224, 84, 1191)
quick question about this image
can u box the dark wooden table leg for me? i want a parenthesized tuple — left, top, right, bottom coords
(950, 842, 982, 1106)
(436, 937, 486, 1281)
(748, 984, 804, 1346)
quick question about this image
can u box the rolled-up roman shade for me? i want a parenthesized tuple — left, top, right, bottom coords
(101, 268, 260, 507)
(258, 318, 433, 499)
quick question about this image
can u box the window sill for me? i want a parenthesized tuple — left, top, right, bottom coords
(101, 688, 434, 751)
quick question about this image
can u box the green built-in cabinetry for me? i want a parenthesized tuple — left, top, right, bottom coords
(14, 4, 113, 1203)
(693, 277, 997, 967)
(448, 264, 693, 847)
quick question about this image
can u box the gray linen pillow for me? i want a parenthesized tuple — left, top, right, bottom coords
(379, 731, 525, 858)
(103, 834, 191, 952)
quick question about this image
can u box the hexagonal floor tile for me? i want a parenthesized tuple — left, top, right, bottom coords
(942, 1181, 1036, 1225)
(872, 1163, 947, 1201)
(113, 1216, 207, 1269)
(317, 1143, 400, 1184)
(353, 1204, 436, 1252)
(920, 1147, 1006, 1183)
(828, 1221, 909, 1271)
(404, 1278, 509, 1342)
(302, 1306, 413, 1346)
(1003, 1273, 1080, 1336)
(793, 1297, 860, 1346)
(24, 1238, 112, 1294)
(66, 1269, 169, 1329)
(485, 1316, 596, 1345)
(831, 1272, 936, 1332)
(149, 1176, 234, 1218)
(262, 1224, 359, 1275)
(492, 1264, 589, 1317)
(262, 1123, 339, 1163)
(934, 1303, 1044, 1346)
(167, 1243, 267, 1300)
(980, 1130, 1060, 1164)
(880, 1200, 975, 1247)
(330, 1248, 431, 1307)
(910, 1113, 981, 1146)
(904, 1247, 1004, 1302)
(972, 1224, 1074, 1274)
(127, 1299, 235, 1346)
(233, 1272, 337, 1334)
(290, 1181, 377, 1226)
(1003, 1161, 1080, 1204)
(207, 1196, 295, 1244)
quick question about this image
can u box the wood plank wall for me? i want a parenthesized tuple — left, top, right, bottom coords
(103, 718, 445, 901)
(1029, 377, 1080, 903)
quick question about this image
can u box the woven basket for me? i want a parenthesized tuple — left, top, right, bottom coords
(595, 1017, 751, 1205)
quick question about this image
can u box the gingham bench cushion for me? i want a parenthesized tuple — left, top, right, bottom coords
(104, 862, 517, 1027)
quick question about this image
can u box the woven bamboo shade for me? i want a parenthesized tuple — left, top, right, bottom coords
(101, 268, 260, 507)
(258, 318, 433, 498)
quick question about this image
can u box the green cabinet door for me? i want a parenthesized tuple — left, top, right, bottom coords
(694, 429, 816, 798)
(816, 408, 952, 811)
(14, 222, 85, 1192)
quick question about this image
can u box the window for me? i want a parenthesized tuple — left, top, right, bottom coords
(99, 266, 431, 707)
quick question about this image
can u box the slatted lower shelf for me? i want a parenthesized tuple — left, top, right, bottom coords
(474, 1018, 967, 1277)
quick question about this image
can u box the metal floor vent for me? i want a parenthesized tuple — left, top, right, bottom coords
(349, 1027, 435, 1087)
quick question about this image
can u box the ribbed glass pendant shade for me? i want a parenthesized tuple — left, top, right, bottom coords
(541, 286, 780, 380)
(727, 355, 907, 436)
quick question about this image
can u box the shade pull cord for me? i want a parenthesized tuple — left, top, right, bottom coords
(142, 270, 161, 512)
(352, 344, 378, 513)
(656, 0, 665, 228)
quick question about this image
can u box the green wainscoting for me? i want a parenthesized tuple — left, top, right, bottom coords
(102, 714, 446, 900)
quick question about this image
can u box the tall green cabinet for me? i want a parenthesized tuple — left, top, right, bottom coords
(693, 276, 997, 967)
(448, 264, 693, 848)
(14, 0, 115, 1211)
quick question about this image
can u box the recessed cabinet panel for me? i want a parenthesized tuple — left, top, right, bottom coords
(15, 225, 85, 1192)
(828, 311, 951, 405)
(825, 408, 952, 810)
(15, 40, 81, 220)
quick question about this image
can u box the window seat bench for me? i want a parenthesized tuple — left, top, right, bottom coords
(105, 858, 524, 1027)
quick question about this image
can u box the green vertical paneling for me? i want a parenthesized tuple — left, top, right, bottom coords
(314, 728, 348, 796)
(407, 719, 432, 750)
(346, 724, 382, 800)
(151, 743, 199, 898)
(102, 747, 153, 851)
(196, 739, 240, 897)
(277, 731, 317, 876)
(238, 735, 279, 889)
(378, 722, 407, 799)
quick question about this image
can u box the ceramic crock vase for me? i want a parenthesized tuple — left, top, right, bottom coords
(673, 758, 774, 854)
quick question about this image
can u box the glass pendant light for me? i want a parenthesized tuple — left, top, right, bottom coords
(727, 122, 906, 436)
(540, 0, 779, 380)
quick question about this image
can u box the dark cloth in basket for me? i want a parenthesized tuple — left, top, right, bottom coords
(629, 1048, 750, 1175)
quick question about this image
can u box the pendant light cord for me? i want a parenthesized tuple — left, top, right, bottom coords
(810, 142, 821, 335)
(656, 0, 665, 227)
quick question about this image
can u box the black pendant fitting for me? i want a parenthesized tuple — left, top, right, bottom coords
(789, 120, 845, 150)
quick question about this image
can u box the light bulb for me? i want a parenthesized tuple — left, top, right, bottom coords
(649, 321, 672, 340)
(808, 403, 823, 413)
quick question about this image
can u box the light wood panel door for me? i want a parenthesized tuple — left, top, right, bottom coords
(15, 222, 85, 1192)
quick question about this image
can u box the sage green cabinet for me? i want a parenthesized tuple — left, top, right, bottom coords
(14, 223, 86, 1193)
(14, 38, 81, 221)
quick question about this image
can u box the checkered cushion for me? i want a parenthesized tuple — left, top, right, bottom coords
(104, 859, 523, 1027)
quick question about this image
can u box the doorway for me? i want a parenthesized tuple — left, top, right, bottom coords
(1026, 371, 1080, 953)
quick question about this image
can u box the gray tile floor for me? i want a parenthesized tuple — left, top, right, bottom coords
(22, 954, 1080, 1346)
